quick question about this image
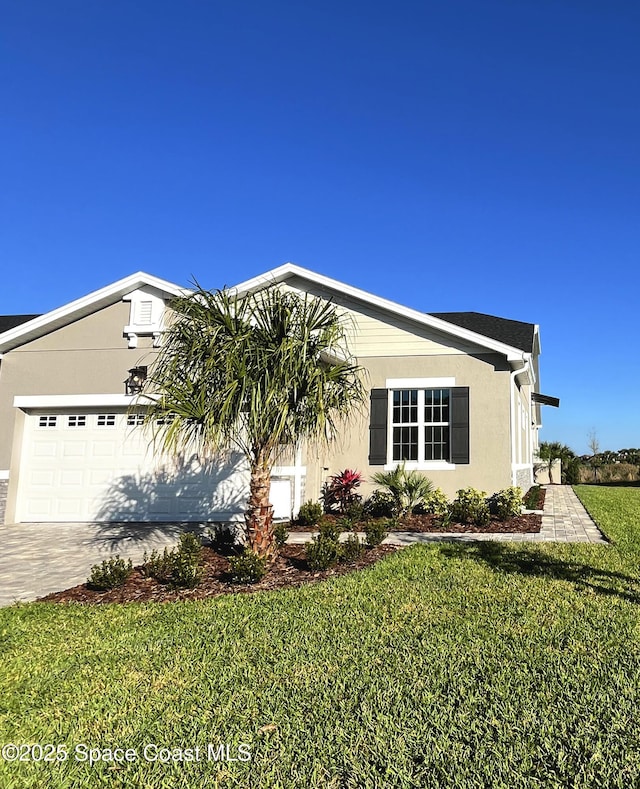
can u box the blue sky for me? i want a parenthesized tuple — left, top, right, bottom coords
(1, 0, 638, 454)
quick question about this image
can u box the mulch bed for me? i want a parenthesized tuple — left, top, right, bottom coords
(398, 513, 541, 533)
(37, 544, 398, 605)
(290, 512, 542, 534)
(37, 495, 544, 606)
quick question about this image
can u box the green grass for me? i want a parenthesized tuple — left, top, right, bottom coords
(1, 486, 640, 787)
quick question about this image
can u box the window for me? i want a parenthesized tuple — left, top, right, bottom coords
(38, 415, 57, 428)
(127, 413, 145, 426)
(391, 389, 450, 463)
(368, 385, 468, 467)
(67, 415, 86, 427)
(97, 414, 116, 427)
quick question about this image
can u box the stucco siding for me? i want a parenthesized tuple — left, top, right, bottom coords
(302, 352, 513, 502)
(0, 303, 157, 470)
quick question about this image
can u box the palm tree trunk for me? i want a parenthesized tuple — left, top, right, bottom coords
(245, 457, 275, 559)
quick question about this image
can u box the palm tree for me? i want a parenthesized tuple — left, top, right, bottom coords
(371, 463, 434, 516)
(141, 284, 365, 558)
(537, 441, 572, 484)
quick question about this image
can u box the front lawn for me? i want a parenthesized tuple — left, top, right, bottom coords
(1, 486, 640, 788)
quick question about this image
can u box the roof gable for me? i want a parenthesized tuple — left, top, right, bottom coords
(232, 263, 532, 362)
(0, 272, 186, 353)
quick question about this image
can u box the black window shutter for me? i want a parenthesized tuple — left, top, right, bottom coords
(450, 387, 469, 464)
(368, 389, 388, 465)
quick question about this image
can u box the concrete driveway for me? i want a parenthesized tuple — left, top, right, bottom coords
(0, 521, 209, 607)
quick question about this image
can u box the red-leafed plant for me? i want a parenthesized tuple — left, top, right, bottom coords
(321, 469, 363, 514)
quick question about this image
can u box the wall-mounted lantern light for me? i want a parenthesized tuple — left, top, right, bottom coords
(125, 366, 147, 395)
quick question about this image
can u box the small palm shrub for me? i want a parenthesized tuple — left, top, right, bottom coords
(363, 490, 395, 518)
(229, 549, 268, 584)
(413, 488, 449, 516)
(274, 521, 290, 547)
(306, 534, 342, 570)
(363, 520, 389, 547)
(490, 487, 523, 521)
(449, 488, 490, 526)
(371, 463, 434, 516)
(87, 557, 133, 591)
(297, 500, 323, 527)
(321, 469, 363, 514)
(341, 534, 364, 563)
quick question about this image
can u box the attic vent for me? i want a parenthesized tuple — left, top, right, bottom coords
(137, 301, 153, 324)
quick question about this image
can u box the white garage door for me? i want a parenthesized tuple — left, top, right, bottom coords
(15, 409, 290, 522)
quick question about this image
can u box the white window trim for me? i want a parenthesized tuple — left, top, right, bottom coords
(384, 378, 457, 471)
(386, 377, 456, 389)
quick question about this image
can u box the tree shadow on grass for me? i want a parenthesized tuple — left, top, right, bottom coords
(438, 541, 640, 605)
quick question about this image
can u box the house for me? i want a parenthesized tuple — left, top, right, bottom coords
(0, 264, 557, 525)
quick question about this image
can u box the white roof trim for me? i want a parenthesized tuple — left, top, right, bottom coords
(231, 263, 528, 361)
(14, 394, 139, 409)
(0, 272, 187, 353)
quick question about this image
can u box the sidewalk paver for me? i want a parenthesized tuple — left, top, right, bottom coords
(0, 485, 606, 607)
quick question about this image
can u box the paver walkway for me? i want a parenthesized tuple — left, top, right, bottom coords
(0, 485, 606, 607)
(289, 485, 607, 546)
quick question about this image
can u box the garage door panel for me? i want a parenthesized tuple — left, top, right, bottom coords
(62, 441, 87, 457)
(29, 470, 56, 486)
(16, 410, 301, 523)
(60, 469, 84, 486)
(57, 499, 83, 517)
(91, 441, 117, 457)
(32, 441, 58, 458)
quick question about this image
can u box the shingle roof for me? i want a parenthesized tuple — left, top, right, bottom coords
(0, 315, 41, 334)
(429, 311, 535, 353)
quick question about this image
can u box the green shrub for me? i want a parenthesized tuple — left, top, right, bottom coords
(413, 488, 449, 516)
(297, 500, 323, 527)
(87, 556, 133, 591)
(449, 487, 490, 526)
(142, 547, 175, 582)
(306, 534, 342, 570)
(229, 549, 269, 584)
(363, 490, 395, 518)
(317, 518, 341, 541)
(207, 524, 237, 554)
(143, 532, 203, 588)
(336, 516, 355, 533)
(171, 552, 203, 588)
(363, 520, 389, 547)
(273, 521, 290, 548)
(562, 456, 583, 485)
(344, 500, 365, 522)
(490, 486, 523, 521)
(523, 485, 544, 510)
(341, 534, 364, 563)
